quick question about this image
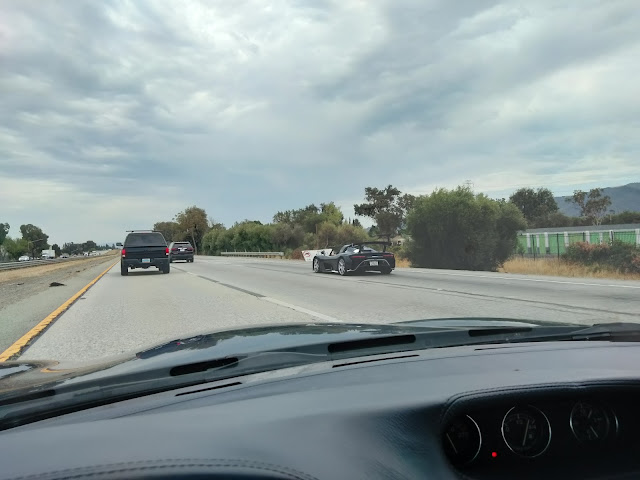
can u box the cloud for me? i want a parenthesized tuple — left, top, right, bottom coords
(1, 0, 639, 244)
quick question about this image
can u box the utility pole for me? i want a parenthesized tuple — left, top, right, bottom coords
(27, 238, 47, 259)
(191, 225, 198, 255)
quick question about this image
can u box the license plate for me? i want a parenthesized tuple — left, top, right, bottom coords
(142, 258, 151, 263)
(179, 248, 185, 252)
(369, 260, 378, 266)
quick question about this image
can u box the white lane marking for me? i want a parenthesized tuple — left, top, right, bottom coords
(261, 297, 343, 323)
(400, 269, 640, 289)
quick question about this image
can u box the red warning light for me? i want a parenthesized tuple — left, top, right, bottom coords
(491, 452, 498, 458)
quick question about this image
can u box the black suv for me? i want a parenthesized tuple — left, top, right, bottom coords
(169, 241, 194, 263)
(120, 231, 170, 276)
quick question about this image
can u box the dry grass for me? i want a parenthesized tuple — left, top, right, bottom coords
(499, 257, 640, 281)
(395, 257, 411, 268)
(0, 254, 117, 284)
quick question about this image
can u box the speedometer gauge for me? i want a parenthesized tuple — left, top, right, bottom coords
(501, 405, 551, 457)
(443, 415, 482, 466)
(570, 402, 611, 443)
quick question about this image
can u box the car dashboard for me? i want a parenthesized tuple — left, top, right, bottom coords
(442, 386, 640, 479)
(1, 341, 640, 479)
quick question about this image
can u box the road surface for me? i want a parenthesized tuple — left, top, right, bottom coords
(18, 256, 640, 362)
(0, 256, 116, 354)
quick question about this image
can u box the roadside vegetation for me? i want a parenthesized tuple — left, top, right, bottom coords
(405, 187, 526, 271)
(0, 222, 110, 262)
(508, 186, 639, 228)
(4, 184, 638, 278)
(148, 183, 639, 278)
(563, 241, 640, 274)
(155, 185, 527, 272)
(500, 258, 640, 281)
(499, 241, 640, 280)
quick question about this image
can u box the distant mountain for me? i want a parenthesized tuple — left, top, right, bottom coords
(555, 182, 640, 216)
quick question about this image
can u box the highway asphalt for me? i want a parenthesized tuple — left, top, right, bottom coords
(18, 256, 640, 363)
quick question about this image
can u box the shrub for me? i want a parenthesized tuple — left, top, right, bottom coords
(387, 244, 408, 259)
(405, 187, 527, 271)
(289, 249, 304, 260)
(563, 241, 640, 274)
(564, 242, 610, 264)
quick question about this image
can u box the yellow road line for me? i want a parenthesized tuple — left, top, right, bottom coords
(0, 260, 118, 362)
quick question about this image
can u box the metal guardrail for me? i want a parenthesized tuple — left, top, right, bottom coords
(221, 251, 284, 258)
(0, 252, 117, 272)
(0, 259, 57, 271)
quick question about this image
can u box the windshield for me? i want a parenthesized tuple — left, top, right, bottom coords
(124, 233, 167, 247)
(0, 1, 639, 375)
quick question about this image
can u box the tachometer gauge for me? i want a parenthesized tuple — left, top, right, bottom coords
(501, 405, 551, 457)
(570, 402, 611, 443)
(443, 415, 482, 465)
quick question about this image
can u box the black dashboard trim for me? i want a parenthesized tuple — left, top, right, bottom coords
(0, 458, 320, 480)
(440, 379, 640, 427)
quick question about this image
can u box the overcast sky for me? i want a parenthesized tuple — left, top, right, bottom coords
(1, 1, 639, 245)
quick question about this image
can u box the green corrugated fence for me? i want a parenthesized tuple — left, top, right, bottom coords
(517, 229, 640, 258)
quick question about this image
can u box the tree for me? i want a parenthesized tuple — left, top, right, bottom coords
(273, 210, 293, 224)
(230, 221, 275, 252)
(509, 188, 558, 227)
(273, 204, 317, 232)
(335, 223, 370, 245)
(202, 227, 230, 255)
(351, 218, 362, 228)
(314, 221, 370, 248)
(83, 240, 97, 252)
(208, 217, 225, 230)
(566, 188, 612, 225)
(51, 244, 61, 257)
(174, 206, 209, 253)
(405, 186, 527, 271)
(62, 242, 83, 255)
(318, 202, 344, 226)
(270, 223, 305, 250)
(354, 185, 415, 242)
(0, 222, 9, 245)
(602, 210, 640, 225)
(153, 221, 180, 242)
(20, 224, 49, 258)
(3, 237, 29, 260)
(273, 202, 343, 234)
(316, 221, 339, 247)
(543, 212, 581, 228)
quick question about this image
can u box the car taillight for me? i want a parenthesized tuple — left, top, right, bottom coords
(187, 248, 193, 252)
(351, 255, 365, 259)
(165, 247, 169, 255)
(121, 248, 126, 257)
(383, 253, 394, 257)
(171, 248, 178, 252)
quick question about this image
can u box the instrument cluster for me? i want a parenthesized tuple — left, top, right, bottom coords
(441, 392, 639, 478)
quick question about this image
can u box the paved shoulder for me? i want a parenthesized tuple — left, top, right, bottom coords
(0, 257, 117, 354)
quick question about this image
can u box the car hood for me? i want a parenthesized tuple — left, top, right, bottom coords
(0, 317, 558, 395)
